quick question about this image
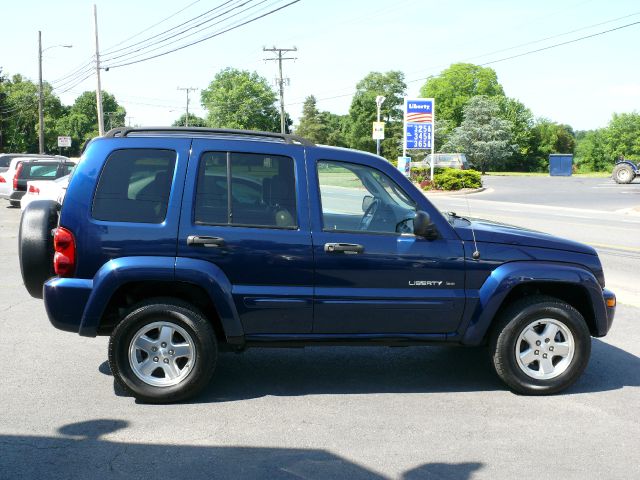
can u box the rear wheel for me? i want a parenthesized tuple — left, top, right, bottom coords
(108, 298, 217, 403)
(9, 200, 20, 208)
(612, 163, 635, 184)
(490, 296, 591, 395)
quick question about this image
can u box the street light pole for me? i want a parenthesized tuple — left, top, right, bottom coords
(37, 33, 72, 154)
(38, 31, 44, 154)
(375, 95, 385, 156)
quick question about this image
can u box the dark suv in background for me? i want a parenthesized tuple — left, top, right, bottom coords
(1, 157, 74, 207)
(19, 127, 615, 403)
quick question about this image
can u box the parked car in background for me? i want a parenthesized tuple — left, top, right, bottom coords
(21, 174, 72, 210)
(416, 153, 472, 170)
(0, 156, 73, 207)
(0, 153, 62, 173)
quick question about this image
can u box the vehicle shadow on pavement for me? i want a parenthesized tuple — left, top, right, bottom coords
(0, 419, 484, 480)
(569, 338, 640, 394)
(199, 346, 501, 402)
(99, 337, 638, 402)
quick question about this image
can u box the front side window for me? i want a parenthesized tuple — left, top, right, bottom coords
(194, 152, 297, 229)
(92, 149, 176, 223)
(317, 160, 417, 234)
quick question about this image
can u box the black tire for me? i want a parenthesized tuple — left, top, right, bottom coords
(108, 298, 217, 403)
(9, 200, 20, 208)
(612, 163, 635, 184)
(490, 295, 591, 395)
(19, 200, 58, 298)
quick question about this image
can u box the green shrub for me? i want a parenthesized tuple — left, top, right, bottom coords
(409, 166, 444, 183)
(432, 168, 482, 191)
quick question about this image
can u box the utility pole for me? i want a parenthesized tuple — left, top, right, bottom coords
(104, 112, 120, 130)
(37, 33, 72, 153)
(263, 46, 297, 134)
(177, 87, 198, 126)
(375, 95, 385, 156)
(93, 4, 105, 136)
(38, 31, 44, 154)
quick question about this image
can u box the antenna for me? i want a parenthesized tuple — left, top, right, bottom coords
(463, 180, 480, 260)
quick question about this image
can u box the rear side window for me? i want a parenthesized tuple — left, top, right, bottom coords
(22, 163, 59, 179)
(92, 149, 176, 223)
(195, 152, 297, 228)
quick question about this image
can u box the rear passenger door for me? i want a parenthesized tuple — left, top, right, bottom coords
(177, 140, 313, 334)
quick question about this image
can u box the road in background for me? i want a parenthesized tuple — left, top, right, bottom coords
(428, 175, 640, 306)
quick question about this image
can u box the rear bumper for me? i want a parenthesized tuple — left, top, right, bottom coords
(9, 190, 26, 201)
(43, 277, 93, 334)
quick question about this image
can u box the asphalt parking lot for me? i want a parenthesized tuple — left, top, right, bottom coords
(1, 177, 639, 480)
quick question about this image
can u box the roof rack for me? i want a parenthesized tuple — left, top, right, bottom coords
(104, 127, 315, 146)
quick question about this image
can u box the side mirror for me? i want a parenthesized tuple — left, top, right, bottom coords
(362, 195, 374, 212)
(413, 210, 438, 239)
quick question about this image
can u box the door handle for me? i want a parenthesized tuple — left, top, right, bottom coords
(324, 243, 364, 254)
(187, 235, 225, 247)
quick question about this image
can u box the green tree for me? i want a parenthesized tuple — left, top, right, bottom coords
(496, 97, 534, 171)
(574, 129, 610, 172)
(320, 112, 349, 147)
(293, 96, 349, 146)
(1, 74, 65, 153)
(295, 95, 327, 143)
(201, 68, 282, 132)
(347, 71, 406, 160)
(420, 63, 505, 127)
(529, 119, 576, 171)
(55, 90, 125, 155)
(574, 112, 640, 171)
(605, 112, 640, 160)
(172, 112, 207, 127)
(444, 95, 514, 174)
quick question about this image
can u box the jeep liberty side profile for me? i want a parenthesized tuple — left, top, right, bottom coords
(19, 127, 616, 403)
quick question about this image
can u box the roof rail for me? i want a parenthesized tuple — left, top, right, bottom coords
(104, 127, 314, 146)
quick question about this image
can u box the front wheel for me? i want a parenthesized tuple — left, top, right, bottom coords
(490, 296, 591, 395)
(612, 163, 635, 184)
(108, 298, 217, 403)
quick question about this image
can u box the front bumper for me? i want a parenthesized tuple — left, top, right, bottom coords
(600, 288, 616, 336)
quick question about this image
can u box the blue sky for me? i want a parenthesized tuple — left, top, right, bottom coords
(2, 0, 639, 130)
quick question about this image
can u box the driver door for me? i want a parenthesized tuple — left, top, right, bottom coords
(308, 156, 465, 335)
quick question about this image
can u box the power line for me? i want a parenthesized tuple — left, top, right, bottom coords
(101, 0, 246, 62)
(101, 0, 203, 54)
(285, 16, 640, 108)
(101, 0, 273, 67)
(102, 0, 301, 70)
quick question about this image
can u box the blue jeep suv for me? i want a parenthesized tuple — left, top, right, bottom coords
(19, 127, 616, 402)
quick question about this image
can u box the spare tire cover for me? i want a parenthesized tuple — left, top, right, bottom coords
(19, 200, 59, 299)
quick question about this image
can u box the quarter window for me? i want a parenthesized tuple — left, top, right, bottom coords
(92, 149, 176, 223)
(194, 152, 297, 229)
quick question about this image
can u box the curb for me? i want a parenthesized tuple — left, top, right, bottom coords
(421, 187, 487, 196)
(614, 206, 640, 217)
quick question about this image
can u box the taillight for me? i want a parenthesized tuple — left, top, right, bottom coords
(13, 163, 23, 190)
(0, 175, 5, 183)
(53, 227, 76, 277)
(28, 184, 40, 194)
